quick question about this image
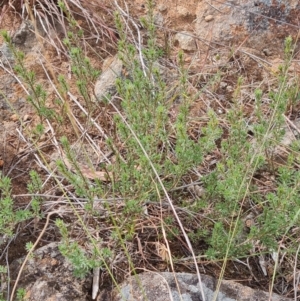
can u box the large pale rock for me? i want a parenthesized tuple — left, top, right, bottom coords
(94, 55, 123, 102)
(195, 0, 300, 55)
(280, 118, 300, 147)
(94, 54, 177, 107)
(174, 31, 197, 51)
(97, 272, 292, 301)
(12, 21, 35, 46)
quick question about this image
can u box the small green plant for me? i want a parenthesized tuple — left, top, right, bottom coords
(0, 173, 32, 237)
(0, 265, 7, 301)
(113, 9, 221, 204)
(1, 30, 56, 123)
(55, 218, 106, 278)
(58, 0, 100, 115)
(16, 288, 26, 301)
(202, 36, 300, 261)
(45, 0, 222, 282)
(27, 170, 44, 217)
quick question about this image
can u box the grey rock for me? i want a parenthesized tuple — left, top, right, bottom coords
(220, 82, 228, 89)
(174, 32, 197, 51)
(281, 119, 300, 147)
(94, 55, 123, 103)
(158, 4, 167, 12)
(97, 272, 292, 301)
(176, 6, 190, 18)
(94, 55, 174, 108)
(195, 0, 300, 55)
(0, 44, 15, 65)
(154, 12, 164, 27)
(262, 48, 272, 57)
(204, 15, 214, 22)
(12, 21, 35, 46)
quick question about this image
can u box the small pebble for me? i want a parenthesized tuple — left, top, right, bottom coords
(154, 13, 164, 26)
(177, 6, 189, 17)
(184, 56, 192, 63)
(226, 85, 234, 93)
(158, 4, 167, 12)
(39, 134, 47, 142)
(220, 81, 227, 89)
(205, 15, 214, 22)
(187, 185, 204, 198)
(23, 114, 31, 121)
(10, 114, 19, 121)
(262, 48, 272, 56)
(193, 185, 204, 197)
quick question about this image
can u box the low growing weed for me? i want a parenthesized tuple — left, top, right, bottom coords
(200, 36, 300, 293)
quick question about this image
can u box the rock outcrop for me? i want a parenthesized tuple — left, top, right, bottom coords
(195, 0, 300, 55)
(97, 272, 292, 301)
(8, 242, 92, 301)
